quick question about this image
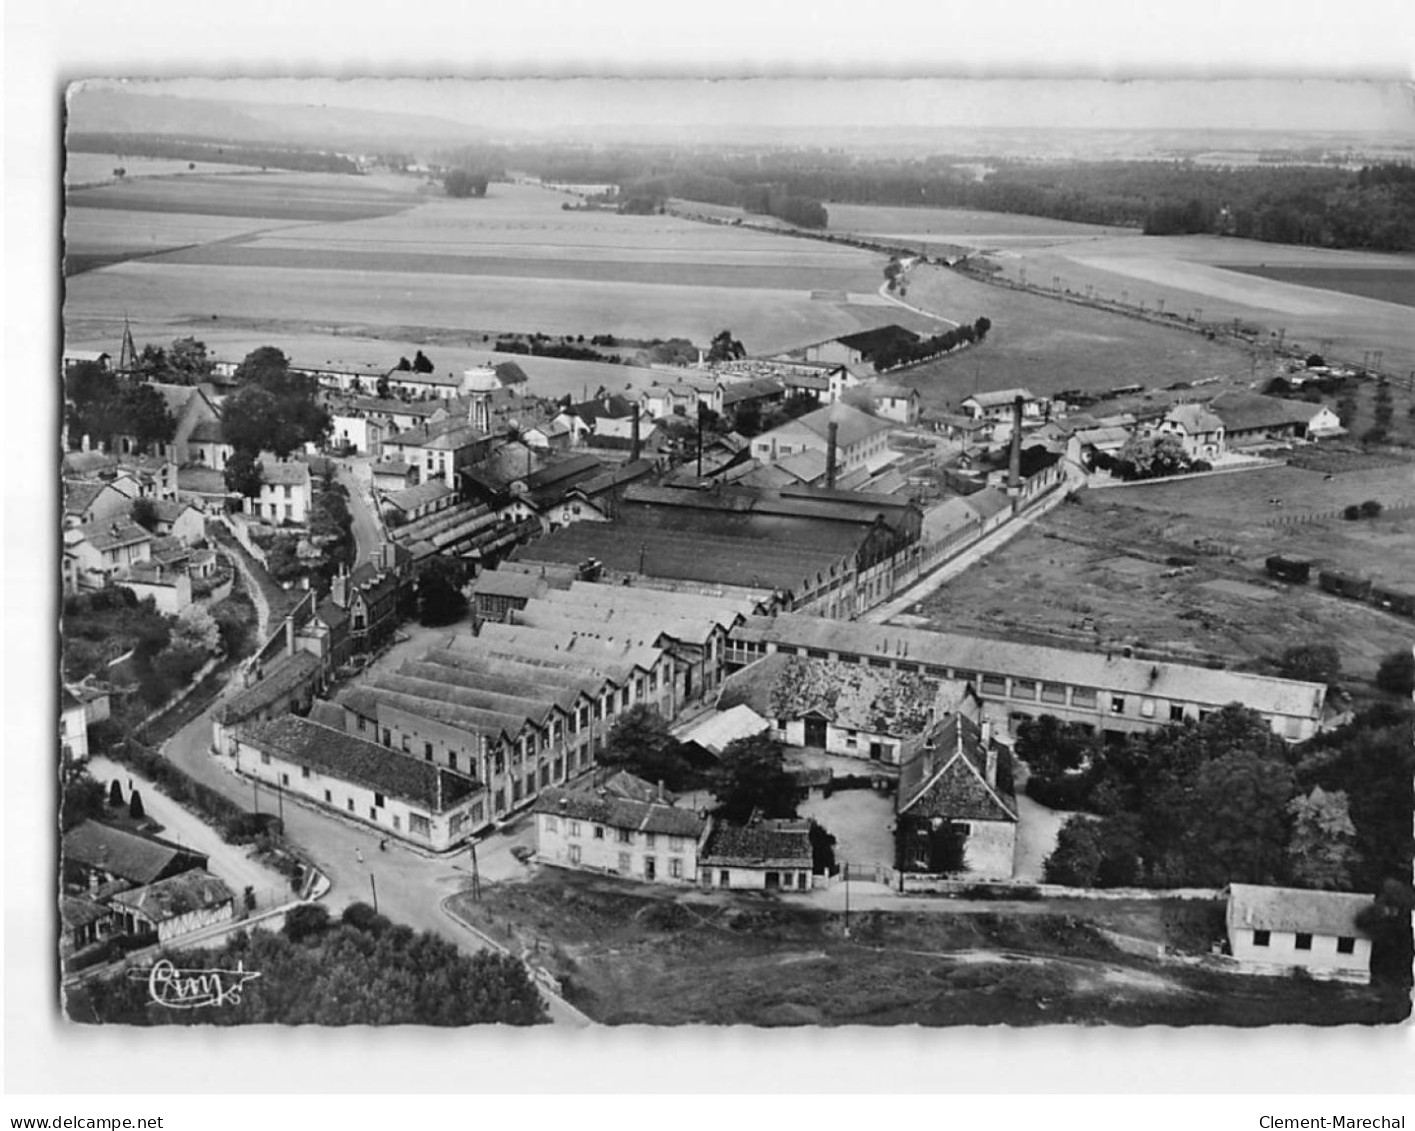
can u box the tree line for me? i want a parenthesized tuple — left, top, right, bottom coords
(872, 316, 991, 372)
(66, 132, 361, 175)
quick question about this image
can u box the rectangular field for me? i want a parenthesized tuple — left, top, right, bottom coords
(1226, 265, 1415, 308)
(825, 202, 1132, 245)
(64, 152, 266, 187)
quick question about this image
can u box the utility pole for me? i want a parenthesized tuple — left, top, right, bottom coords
(469, 840, 482, 902)
(843, 861, 851, 938)
(252, 778, 259, 815)
(369, 872, 379, 913)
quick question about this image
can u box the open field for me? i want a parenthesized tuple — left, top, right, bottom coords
(1226, 265, 1415, 309)
(63, 177, 937, 357)
(909, 471, 1415, 683)
(896, 262, 1256, 407)
(62, 208, 310, 275)
(984, 234, 1415, 378)
(64, 152, 266, 187)
(446, 870, 1402, 1026)
(826, 203, 1132, 247)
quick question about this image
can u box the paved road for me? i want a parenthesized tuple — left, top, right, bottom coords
(335, 458, 384, 566)
(159, 695, 588, 1025)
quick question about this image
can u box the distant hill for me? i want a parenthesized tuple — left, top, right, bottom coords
(64, 84, 482, 152)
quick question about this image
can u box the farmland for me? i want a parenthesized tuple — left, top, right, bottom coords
(894, 262, 1256, 407)
(826, 202, 1133, 248)
(64, 152, 266, 187)
(1226, 265, 1415, 309)
(909, 465, 1415, 685)
(446, 869, 1402, 1026)
(63, 176, 937, 360)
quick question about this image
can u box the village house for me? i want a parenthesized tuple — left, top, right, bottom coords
(1226, 883, 1373, 983)
(521, 417, 574, 451)
(959, 388, 1049, 426)
(855, 382, 921, 426)
(62, 821, 209, 893)
(716, 652, 950, 768)
(113, 383, 223, 465)
(532, 771, 708, 885)
(726, 613, 1329, 743)
(719, 377, 786, 428)
(244, 457, 312, 526)
(555, 394, 642, 445)
(108, 870, 236, 944)
(64, 479, 132, 527)
(148, 498, 206, 544)
(69, 520, 153, 587)
(114, 559, 194, 616)
(382, 368, 466, 400)
(750, 401, 894, 477)
(379, 421, 494, 490)
(895, 713, 1018, 884)
(232, 715, 487, 851)
(329, 542, 415, 654)
(1153, 403, 1226, 460)
(60, 687, 90, 765)
(698, 817, 815, 891)
(639, 373, 723, 420)
(61, 895, 115, 960)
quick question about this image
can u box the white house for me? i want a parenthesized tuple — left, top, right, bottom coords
(107, 870, 236, 944)
(70, 520, 153, 586)
(1226, 883, 1373, 983)
(115, 560, 194, 615)
(232, 715, 487, 851)
(245, 458, 312, 525)
(960, 388, 1048, 424)
(698, 817, 814, 891)
(1155, 403, 1226, 460)
(64, 480, 132, 527)
(60, 687, 90, 765)
(150, 499, 206, 544)
(858, 382, 921, 425)
(531, 771, 708, 885)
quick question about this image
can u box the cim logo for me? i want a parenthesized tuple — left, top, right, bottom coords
(129, 959, 261, 1009)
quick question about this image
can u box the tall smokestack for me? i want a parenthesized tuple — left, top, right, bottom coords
(826, 421, 839, 489)
(631, 403, 641, 462)
(1007, 395, 1024, 495)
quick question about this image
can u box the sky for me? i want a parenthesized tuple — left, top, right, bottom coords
(87, 76, 1415, 134)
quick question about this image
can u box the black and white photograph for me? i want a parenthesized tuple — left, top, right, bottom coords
(8, 0, 1415, 1112)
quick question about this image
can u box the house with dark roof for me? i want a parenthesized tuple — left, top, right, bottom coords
(895, 713, 1017, 883)
(717, 652, 951, 768)
(62, 821, 209, 892)
(1226, 883, 1373, 983)
(532, 772, 708, 885)
(70, 520, 153, 586)
(61, 894, 115, 960)
(232, 715, 486, 851)
(471, 568, 550, 623)
(108, 869, 236, 944)
(555, 394, 647, 446)
(719, 377, 786, 427)
(699, 817, 814, 891)
(380, 420, 494, 489)
(64, 479, 131, 527)
(327, 542, 414, 654)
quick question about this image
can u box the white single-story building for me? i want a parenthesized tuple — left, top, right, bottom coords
(698, 817, 814, 892)
(1226, 883, 1374, 983)
(108, 869, 236, 944)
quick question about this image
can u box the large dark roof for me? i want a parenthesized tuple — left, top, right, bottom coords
(512, 522, 849, 594)
(216, 650, 321, 725)
(62, 821, 207, 885)
(834, 325, 921, 358)
(700, 819, 812, 868)
(109, 869, 235, 922)
(238, 716, 479, 812)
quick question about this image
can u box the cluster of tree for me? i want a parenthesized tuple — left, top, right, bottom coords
(62, 589, 221, 710)
(1364, 377, 1397, 445)
(394, 350, 435, 374)
(65, 902, 547, 1026)
(706, 329, 746, 362)
(617, 171, 828, 229)
(221, 347, 331, 499)
(64, 362, 176, 455)
(443, 169, 490, 198)
(1376, 648, 1415, 696)
(415, 556, 468, 626)
(125, 336, 216, 385)
(1342, 500, 1385, 521)
(66, 133, 360, 175)
(871, 316, 991, 372)
(1092, 433, 1208, 481)
(1028, 701, 1413, 897)
(494, 338, 622, 364)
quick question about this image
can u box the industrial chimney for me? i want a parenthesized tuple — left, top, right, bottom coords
(1006, 395, 1024, 496)
(630, 402, 641, 462)
(825, 421, 839, 489)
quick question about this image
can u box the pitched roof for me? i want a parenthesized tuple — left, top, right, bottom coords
(961, 487, 1013, 523)
(257, 458, 311, 487)
(793, 401, 891, 448)
(1209, 391, 1325, 432)
(700, 819, 813, 868)
(733, 614, 1327, 721)
(897, 715, 1016, 823)
(79, 520, 153, 552)
(494, 361, 529, 385)
(567, 394, 636, 423)
(1164, 403, 1225, 434)
(833, 325, 921, 357)
(62, 451, 119, 476)
(62, 894, 112, 930)
(472, 569, 550, 601)
(964, 388, 1037, 409)
(531, 783, 706, 838)
(64, 480, 110, 515)
(62, 821, 207, 886)
(718, 653, 944, 737)
(384, 480, 454, 513)
(215, 650, 321, 724)
(721, 377, 785, 407)
(677, 704, 771, 754)
(1227, 883, 1373, 939)
(188, 419, 227, 443)
(238, 716, 479, 813)
(108, 869, 235, 923)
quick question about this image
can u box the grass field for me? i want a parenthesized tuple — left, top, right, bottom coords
(826, 202, 1132, 246)
(985, 234, 1415, 378)
(63, 176, 936, 357)
(1227, 265, 1415, 309)
(894, 262, 1255, 407)
(64, 152, 266, 187)
(446, 870, 1402, 1026)
(911, 468, 1415, 684)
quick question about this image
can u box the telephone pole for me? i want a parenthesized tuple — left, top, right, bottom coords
(369, 872, 379, 913)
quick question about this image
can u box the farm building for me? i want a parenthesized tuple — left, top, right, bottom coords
(797, 325, 921, 374)
(727, 613, 1330, 743)
(232, 715, 487, 851)
(640, 373, 723, 419)
(532, 772, 707, 885)
(113, 559, 193, 615)
(1225, 884, 1373, 983)
(716, 652, 951, 768)
(720, 377, 787, 428)
(108, 870, 236, 944)
(895, 714, 1017, 884)
(1208, 392, 1340, 446)
(698, 818, 814, 891)
(64, 479, 132, 527)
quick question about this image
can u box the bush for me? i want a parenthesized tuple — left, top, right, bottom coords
(1360, 499, 1383, 518)
(341, 902, 392, 936)
(283, 903, 332, 943)
(1375, 650, 1415, 696)
(1025, 771, 1095, 811)
(1343, 504, 1362, 520)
